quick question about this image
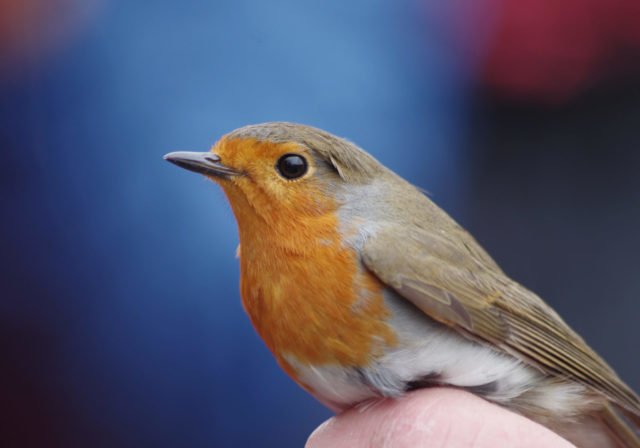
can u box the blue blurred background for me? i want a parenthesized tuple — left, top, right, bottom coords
(1, 1, 639, 447)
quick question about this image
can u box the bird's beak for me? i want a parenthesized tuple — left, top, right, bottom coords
(163, 151, 241, 178)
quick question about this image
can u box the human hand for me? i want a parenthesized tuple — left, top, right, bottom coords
(306, 388, 574, 447)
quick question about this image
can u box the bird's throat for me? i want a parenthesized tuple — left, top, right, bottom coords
(233, 203, 397, 371)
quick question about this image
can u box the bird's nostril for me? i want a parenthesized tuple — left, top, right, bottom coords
(205, 154, 221, 163)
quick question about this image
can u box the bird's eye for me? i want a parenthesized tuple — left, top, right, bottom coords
(276, 154, 308, 180)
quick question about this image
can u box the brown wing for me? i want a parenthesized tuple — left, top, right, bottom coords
(362, 225, 640, 415)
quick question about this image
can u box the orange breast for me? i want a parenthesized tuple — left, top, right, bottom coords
(226, 187, 396, 374)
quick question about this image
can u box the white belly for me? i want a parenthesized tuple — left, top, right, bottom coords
(286, 289, 589, 418)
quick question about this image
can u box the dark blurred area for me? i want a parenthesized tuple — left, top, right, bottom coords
(0, 1, 638, 447)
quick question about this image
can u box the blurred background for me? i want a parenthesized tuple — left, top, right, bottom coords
(1, 0, 639, 447)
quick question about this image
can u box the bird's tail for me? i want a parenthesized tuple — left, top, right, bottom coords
(597, 404, 640, 448)
(547, 404, 639, 448)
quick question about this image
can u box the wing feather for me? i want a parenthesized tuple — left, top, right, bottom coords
(362, 226, 640, 415)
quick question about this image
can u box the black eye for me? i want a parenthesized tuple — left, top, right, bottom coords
(276, 154, 308, 180)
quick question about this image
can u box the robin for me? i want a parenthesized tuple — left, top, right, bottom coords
(165, 122, 639, 447)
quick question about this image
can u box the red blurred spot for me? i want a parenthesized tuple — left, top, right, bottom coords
(477, 0, 640, 103)
(0, 0, 102, 80)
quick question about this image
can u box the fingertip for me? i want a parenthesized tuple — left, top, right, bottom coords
(306, 389, 575, 448)
(305, 417, 334, 448)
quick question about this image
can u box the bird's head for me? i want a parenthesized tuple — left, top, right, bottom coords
(165, 122, 387, 245)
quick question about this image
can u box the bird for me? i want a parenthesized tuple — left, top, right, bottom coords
(164, 122, 639, 447)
